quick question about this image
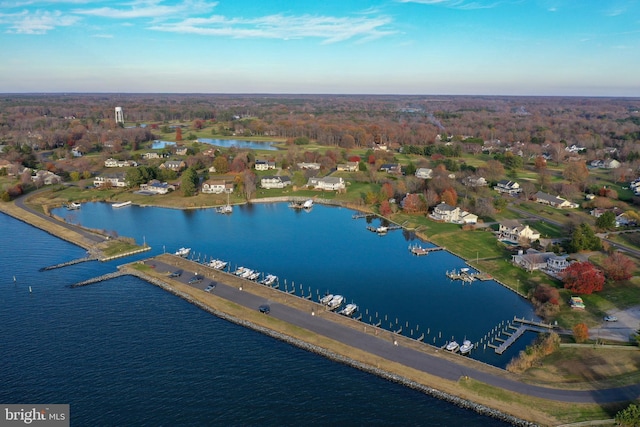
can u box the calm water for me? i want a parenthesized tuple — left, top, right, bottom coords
(197, 138, 278, 151)
(0, 204, 529, 426)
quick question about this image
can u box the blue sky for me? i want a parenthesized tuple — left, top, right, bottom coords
(1, 0, 639, 96)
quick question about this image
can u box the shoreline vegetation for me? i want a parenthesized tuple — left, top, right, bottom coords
(0, 192, 632, 426)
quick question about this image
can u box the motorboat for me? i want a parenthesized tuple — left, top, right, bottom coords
(260, 274, 278, 286)
(376, 226, 388, 234)
(459, 340, 474, 355)
(217, 205, 233, 214)
(445, 341, 459, 352)
(327, 295, 344, 310)
(174, 247, 191, 257)
(339, 303, 358, 317)
(302, 199, 313, 209)
(67, 202, 81, 210)
(319, 294, 334, 305)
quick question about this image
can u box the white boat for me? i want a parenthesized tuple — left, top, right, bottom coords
(319, 294, 334, 305)
(234, 267, 247, 276)
(247, 271, 260, 281)
(209, 259, 227, 270)
(327, 295, 344, 310)
(290, 199, 314, 209)
(67, 202, 81, 210)
(112, 201, 132, 208)
(445, 341, 459, 352)
(241, 269, 254, 279)
(174, 247, 191, 257)
(302, 199, 313, 209)
(376, 226, 388, 234)
(260, 274, 278, 286)
(339, 303, 358, 317)
(217, 205, 233, 214)
(459, 340, 474, 355)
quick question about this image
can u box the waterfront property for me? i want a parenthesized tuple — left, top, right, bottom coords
(429, 202, 478, 225)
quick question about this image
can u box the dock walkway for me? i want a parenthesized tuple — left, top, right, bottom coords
(494, 317, 557, 354)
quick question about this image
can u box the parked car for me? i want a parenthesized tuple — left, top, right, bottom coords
(259, 304, 270, 314)
(604, 315, 618, 322)
(204, 282, 216, 292)
(188, 274, 203, 284)
(168, 270, 182, 278)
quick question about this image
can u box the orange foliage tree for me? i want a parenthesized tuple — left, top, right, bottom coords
(441, 187, 457, 206)
(602, 252, 635, 281)
(561, 262, 605, 294)
(573, 323, 589, 343)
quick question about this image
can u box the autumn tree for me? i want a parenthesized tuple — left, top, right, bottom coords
(379, 200, 392, 216)
(572, 323, 589, 343)
(380, 182, 394, 200)
(602, 252, 635, 281)
(534, 156, 547, 170)
(402, 193, 425, 213)
(242, 170, 256, 200)
(441, 187, 457, 206)
(563, 161, 589, 190)
(176, 127, 182, 142)
(561, 261, 605, 294)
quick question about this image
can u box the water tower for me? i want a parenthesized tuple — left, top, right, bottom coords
(115, 107, 124, 124)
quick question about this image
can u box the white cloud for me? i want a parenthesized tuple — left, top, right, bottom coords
(149, 13, 395, 43)
(396, 0, 511, 10)
(74, 0, 217, 19)
(0, 10, 79, 34)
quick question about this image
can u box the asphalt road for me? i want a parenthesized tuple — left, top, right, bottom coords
(148, 258, 640, 405)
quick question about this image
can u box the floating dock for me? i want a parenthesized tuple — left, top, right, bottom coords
(408, 244, 444, 256)
(494, 317, 557, 355)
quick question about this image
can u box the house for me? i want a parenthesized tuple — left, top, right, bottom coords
(415, 168, 433, 179)
(160, 160, 186, 172)
(336, 162, 358, 172)
(202, 179, 234, 194)
(71, 147, 84, 157)
(546, 255, 570, 276)
(94, 173, 128, 188)
(463, 176, 488, 187)
(31, 170, 61, 186)
(590, 207, 622, 218)
(428, 202, 477, 224)
(534, 191, 578, 209)
(603, 159, 621, 169)
(511, 249, 556, 272)
(255, 160, 276, 171)
(261, 176, 292, 189)
(297, 162, 321, 170)
(306, 176, 346, 191)
(105, 158, 137, 168)
(494, 180, 521, 195)
(497, 220, 540, 243)
(139, 180, 175, 195)
(143, 152, 160, 159)
(175, 146, 188, 156)
(380, 164, 402, 174)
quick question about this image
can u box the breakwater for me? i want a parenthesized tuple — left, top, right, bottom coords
(40, 256, 98, 271)
(120, 265, 536, 427)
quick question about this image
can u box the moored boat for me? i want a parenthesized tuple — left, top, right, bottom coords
(260, 274, 278, 286)
(445, 341, 459, 352)
(216, 205, 233, 214)
(459, 340, 474, 355)
(319, 294, 334, 305)
(327, 294, 344, 311)
(339, 303, 358, 317)
(174, 247, 191, 257)
(67, 202, 81, 210)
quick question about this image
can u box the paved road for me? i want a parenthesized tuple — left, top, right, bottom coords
(13, 192, 107, 245)
(146, 258, 640, 405)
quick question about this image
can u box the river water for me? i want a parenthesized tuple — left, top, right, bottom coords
(1, 203, 535, 425)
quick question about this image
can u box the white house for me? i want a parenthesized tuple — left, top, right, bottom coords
(139, 180, 175, 195)
(105, 158, 137, 168)
(255, 160, 276, 171)
(202, 179, 233, 194)
(494, 180, 521, 195)
(512, 249, 570, 275)
(498, 220, 541, 243)
(94, 174, 128, 188)
(463, 176, 488, 187)
(336, 162, 358, 172)
(428, 202, 477, 224)
(297, 162, 321, 170)
(415, 168, 433, 179)
(31, 170, 61, 186)
(143, 152, 160, 159)
(261, 176, 292, 189)
(306, 176, 346, 191)
(160, 160, 186, 171)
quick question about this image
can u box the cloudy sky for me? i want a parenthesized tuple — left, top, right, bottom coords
(1, 0, 639, 96)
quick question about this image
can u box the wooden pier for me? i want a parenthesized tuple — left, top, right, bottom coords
(352, 213, 376, 219)
(408, 244, 444, 256)
(494, 317, 557, 355)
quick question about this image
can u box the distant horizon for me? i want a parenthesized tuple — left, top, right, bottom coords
(1, 92, 640, 100)
(2, 1, 639, 97)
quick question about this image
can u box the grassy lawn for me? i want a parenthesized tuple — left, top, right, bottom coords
(528, 220, 564, 239)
